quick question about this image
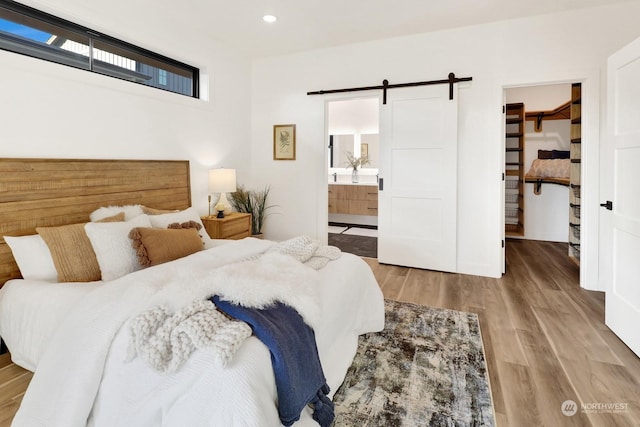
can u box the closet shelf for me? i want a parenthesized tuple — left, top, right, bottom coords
(505, 223, 524, 236)
(569, 223, 581, 239)
(525, 176, 570, 187)
(569, 242, 581, 260)
(569, 83, 582, 262)
(525, 100, 571, 131)
(570, 203, 581, 219)
(571, 184, 581, 198)
(505, 102, 525, 237)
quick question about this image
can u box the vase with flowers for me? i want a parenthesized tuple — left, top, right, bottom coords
(345, 151, 370, 183)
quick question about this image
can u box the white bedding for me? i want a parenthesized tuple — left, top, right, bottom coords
(0, 237, 384, 427)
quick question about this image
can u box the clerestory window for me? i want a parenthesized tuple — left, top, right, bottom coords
(0, 0, 199, 98)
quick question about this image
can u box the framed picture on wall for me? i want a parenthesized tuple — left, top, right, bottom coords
(361, 143, 369, 158)
(273, 124, 296, 160)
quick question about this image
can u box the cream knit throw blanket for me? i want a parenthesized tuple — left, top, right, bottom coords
(267, 235, 341, 270)
(127, 299, 251, 373)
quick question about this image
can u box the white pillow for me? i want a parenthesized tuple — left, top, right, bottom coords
(84, 215, 152, 281)
(147, 207, 212, 245)
(4, 235, 58, 282)
(90, 204, 144, 222)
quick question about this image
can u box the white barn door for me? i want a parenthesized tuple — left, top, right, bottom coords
(378, 84, 458, 272)
(605, 36, 640, 357)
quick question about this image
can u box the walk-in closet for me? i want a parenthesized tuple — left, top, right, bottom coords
(504, 83, 581, 266)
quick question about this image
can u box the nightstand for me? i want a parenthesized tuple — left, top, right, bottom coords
(201, 212, 252, 240)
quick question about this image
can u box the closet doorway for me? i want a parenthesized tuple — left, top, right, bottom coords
(504, 83, 582, 275)
(326, 97, 379, 258)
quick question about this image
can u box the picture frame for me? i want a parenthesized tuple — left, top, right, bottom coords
(273, 124, 296, 160)
(361, 143, 369, 159)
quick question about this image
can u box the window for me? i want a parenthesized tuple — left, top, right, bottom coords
(158, 69, 167, 86)
(0, 0, 198, 98)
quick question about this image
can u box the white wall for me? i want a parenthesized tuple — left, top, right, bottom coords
(0, 0, 252, 217)
(507, 84, 571, 243)
(250, 1, 640, 278)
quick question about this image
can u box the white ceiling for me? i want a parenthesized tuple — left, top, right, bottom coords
(195, 0, 634, 58)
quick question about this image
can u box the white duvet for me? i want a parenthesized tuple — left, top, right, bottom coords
(1, 238, 384, 427)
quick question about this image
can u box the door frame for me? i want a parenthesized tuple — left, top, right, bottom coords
(317, 93, 382, 244)
(501, 69, 600, 291)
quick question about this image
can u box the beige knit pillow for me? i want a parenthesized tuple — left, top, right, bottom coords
(37, 223, 102, 282)
(129, 227, 203, 267)
(141, 206, 179, 215)
(99, 212, 126, 222)
(36, 213, 125, 283)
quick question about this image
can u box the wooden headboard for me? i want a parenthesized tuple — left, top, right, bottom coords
(0, 158, 191, 285)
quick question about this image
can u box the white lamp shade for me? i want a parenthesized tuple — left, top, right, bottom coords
(209, 168, 237, 193)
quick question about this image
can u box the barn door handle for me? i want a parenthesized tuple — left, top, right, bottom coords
(378, 178, 384, 191)
(600, 201, 613, 211)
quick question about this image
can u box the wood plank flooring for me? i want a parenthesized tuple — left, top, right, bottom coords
(364, 239, 640, 427)
(0, 353, 31, 426)
(0, 239, 638, 426)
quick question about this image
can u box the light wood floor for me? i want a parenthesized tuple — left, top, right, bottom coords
(0, 240, 638, 426)
(364, 239, 640, 427)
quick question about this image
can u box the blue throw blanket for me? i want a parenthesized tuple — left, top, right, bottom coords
(212, 295, 334, 427)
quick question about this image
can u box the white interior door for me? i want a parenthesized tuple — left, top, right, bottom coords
(605, 36, 640, 357)
(378, 84, 458, 272)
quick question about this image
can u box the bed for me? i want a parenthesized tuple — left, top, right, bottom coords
(0, 158, 385, 427)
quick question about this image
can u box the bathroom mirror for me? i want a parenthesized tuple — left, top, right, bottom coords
(329, 134, 355, 168)
(329, 133, 379, 169)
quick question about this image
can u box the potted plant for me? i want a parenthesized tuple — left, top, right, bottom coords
(345, 151, 370, 183)
(228, 184, 273, 237)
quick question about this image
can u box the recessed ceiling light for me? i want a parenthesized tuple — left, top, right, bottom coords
(263, 15, 277, 23)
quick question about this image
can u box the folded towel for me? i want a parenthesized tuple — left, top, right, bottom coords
(212, 295, 334, 427)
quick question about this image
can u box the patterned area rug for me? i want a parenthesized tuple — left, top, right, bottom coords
(332, 300, 495, 427)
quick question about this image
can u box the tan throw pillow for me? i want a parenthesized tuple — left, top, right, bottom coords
(129, 227, 203, 267)
(37, 223, 101, 282)
(141, 206, 179, 215)
(147, 208, 212, 246)
(99, 212, 126, 222)
(35, 214, 124, 283)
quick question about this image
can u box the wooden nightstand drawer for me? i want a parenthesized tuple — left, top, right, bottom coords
(201, 212, 252, 240)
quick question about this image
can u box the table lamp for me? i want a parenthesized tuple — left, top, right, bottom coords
(209, 168, 236, 218)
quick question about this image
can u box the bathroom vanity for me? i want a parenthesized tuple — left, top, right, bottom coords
(328, 183, 378, 216)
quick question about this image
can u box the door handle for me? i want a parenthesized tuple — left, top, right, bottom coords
(378, 178, 384, 191)
(600, 201, 613, 211)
